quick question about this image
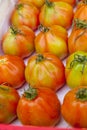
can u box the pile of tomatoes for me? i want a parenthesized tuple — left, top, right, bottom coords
(1, 0, 87, 128)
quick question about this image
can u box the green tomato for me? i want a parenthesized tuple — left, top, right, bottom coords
(65, 51, 87, 89)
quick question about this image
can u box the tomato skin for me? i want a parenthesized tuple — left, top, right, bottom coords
(65, 51, 87, 89)
(18, 0, 45, 8)
(0, 55, 25, 89)
(0, 84, 20, 124)
(74, 2, 87, 21)
(10, 3, 39, 30)
(17, 87, 61, 126)
(68, 27, 87, 54)
(50, 0, 76, 6)
(35, 25, 68, 60)
(39, 1, 73, 29)
(2, 25, 35, 59)
(61, 86, 87, 128)
(25, 53, 65, 91)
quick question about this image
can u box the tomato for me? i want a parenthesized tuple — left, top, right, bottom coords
(10, 3, 39, 30)
(2, 25, 35, 59)
(65, 51, 87, 89)
(25, 53, 65, 91)
(74, 0, 87, 21)
(0, 84, 20, 124)
(50, 0, 76, 6)
(18, 0, 45, 8)
(39, 1, 74, 29)
(61, 86, 87, 128)
(17, 87, 61, 126)
(68, 19, 87, 54)
(0, 55, 25, 89)
(35, 25, 68, 60)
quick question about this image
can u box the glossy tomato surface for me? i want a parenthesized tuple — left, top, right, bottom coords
(65, 51, 87, 89)
(25, 53, 65, 91)
(0, 55, 25, 89)
(2, 25, 35, 59)
(39, 1, 73, 29)
(35, 25, 68, 59)
(10, 3, 39, 30)
(62, 86, 87, 128)
(0, 84, 20, 124)
(17, 87, 61, 126)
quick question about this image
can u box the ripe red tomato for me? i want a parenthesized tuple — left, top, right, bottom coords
(39, 1, 73, 29)
(18, 0, 45, 8)
(0, 84, 20, 124)
(0, 55, 25, 89)
(17, 87, 61, 126)
(35, 25, 68, 60)
(62, 86, 87, 128)
(10, 3, 39, 30)
(2, 25, 35, 59)
(25, 53, 65, 91)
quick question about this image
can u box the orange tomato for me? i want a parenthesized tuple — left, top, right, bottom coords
(25, 53, 65, 91)
(17, 87, 61, 126)
(18, 0, 45, 8)
(2, 25, 35, 59)
(62, 86, 87, 128)
(68, 19, 87, 54)
(50, 0, 76, 6)
(0, 84, 20, 124)
(39, 1, 74, 29)
(0, 55, 25, 89)
(35, 25, 68, 59)
(10, 3, 39, 30)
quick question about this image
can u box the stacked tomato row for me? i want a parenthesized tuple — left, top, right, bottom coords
(0, 0, 87, 128)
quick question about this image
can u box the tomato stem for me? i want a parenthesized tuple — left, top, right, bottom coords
(24, 87, 37, 100)
(38, 24, 49, 33)
(76, 88, 87, 101)
(16, 3, 23, 10)
(69, 54, 87, 74)
(45, 0, 53, 7)
(36, 54, 45, 63)
(10, 26, 23, 35)
(74, 19, 87, 29)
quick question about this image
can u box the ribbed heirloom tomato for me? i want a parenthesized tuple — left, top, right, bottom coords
(50, 0, 76, 6)
(17, 87, 61, 126)
(0, 84, 20, 124)
(18, 0, 45, 8)
(0, 55, 25, 89)
(35, 25, 68, 60)
(65, 51, 87, 89)
(39, 0, 74, 29)
(2, 25, 35, 59)
(62, 86, 87, 128)
(68, 19, 87, 54)
(10, 3, 39, 30)
(25, 53, 65, 91)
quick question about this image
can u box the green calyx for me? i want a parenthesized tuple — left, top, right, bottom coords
(24, 87, 38, 100)
(10, 26, 23, 35)
(38, 24, 49, 33)
(74, 19, 87, 29)
(69, 54, 87, 74)
(36, 54, 45, 63)
(16, 3, 23, 10)
(76, 88, 87, 101)
(45, 0, 53, 7)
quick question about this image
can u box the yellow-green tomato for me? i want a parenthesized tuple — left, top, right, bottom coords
(65, 51, 87, 89)
(35, 25, 68, 60)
